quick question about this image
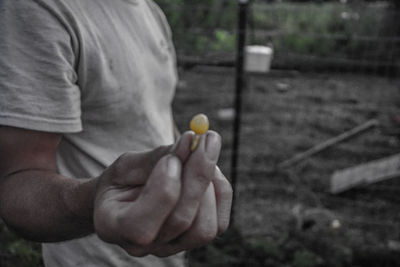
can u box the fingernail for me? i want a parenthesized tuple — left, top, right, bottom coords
(167, 156, 181, 178)
(205, 133, 221, 161)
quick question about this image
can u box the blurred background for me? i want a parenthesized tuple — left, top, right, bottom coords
(1, 0, 399, 266)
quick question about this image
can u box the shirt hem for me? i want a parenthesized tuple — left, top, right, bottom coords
(0, 113, 82, 133)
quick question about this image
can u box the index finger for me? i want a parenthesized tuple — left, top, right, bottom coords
(212, 166, 233, 234)
(157, 131, 221, 242)
(119, 155, 182, 246)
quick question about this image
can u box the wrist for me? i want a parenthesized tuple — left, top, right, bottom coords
(62, 177, 99, 234)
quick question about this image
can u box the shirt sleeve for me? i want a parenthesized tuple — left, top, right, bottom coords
(0, 0, 82, 133)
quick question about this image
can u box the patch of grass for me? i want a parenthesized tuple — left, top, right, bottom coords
(292, 250, 320, 267)
(0, 224, 43, 267)
(157, 1, 399, 72)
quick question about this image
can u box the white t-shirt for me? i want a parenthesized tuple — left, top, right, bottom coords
(0, 0, 184, 266)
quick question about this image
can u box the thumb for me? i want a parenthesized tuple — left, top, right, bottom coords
(171, 131, 195, 163)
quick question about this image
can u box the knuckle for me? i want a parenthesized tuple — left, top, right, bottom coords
(132, 231, 156, 247)
(208, 131, 222, 144)
(158, 181, 179, 205)
(197, 226, 218, 244)
(153, 249, 174, 258)
(153, 252, 168, 258)
(124, 247, 150, 257)
(169, 214, 192, 231)
(221, 182, 233, 198)
(150, 145, 171, 163)
(94, 214, 120, 244)
(214, 170, 233, 197)
(193, 175, 213, 193)
(95, 227, 114, 244)
(204, 165, 217, 180)
(154, 145, 170, 154)
(218, 219, 230, 234)
(115, 211, 127, 227)
(113, 152, 132, 175)
(116, 216, 155, 247)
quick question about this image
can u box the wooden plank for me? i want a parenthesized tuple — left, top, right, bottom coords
(278, 119, 379, 169)
(330, 154, 400, 194)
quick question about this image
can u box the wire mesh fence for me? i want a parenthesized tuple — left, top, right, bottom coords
(161, 1, 400, 76)
(166, 1, 400, 265)
(173, 65, 400, 266)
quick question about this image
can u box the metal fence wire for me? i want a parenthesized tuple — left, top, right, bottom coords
(168, 1, 400, 266)
(173, 64, 400, 267)
(161, 1, 400, 76)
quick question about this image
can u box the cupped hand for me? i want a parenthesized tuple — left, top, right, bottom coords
(93, 131, 232, 257)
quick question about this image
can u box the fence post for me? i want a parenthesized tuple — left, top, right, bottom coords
(230, 0, 249, 226)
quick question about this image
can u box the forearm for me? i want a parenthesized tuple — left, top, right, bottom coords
(0, 170, 97, 242)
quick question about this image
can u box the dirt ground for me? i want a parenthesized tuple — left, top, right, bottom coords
(173, 66, 400, 266)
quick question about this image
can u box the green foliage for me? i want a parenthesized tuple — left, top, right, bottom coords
(156, 1, 398, 70)
(190, 227, 323, 267)
(251, 2, 389, 59)
(211, 30, 236, 51)
(155, 0, 237, 53)
(292, 251, 319, 267)
(0, 227, 43, 267)
(8, 240, 42, 266)
(249, 238, 283, 261)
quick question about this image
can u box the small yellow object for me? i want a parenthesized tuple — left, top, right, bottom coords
(190, 113, 209, 135)
(190, 113, 209, 151)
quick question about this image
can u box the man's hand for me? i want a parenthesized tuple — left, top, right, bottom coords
(93, 131, 232, 257)
(0, 125, 232, 254)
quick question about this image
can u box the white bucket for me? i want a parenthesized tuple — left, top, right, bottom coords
(244, 45, 273, 73)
